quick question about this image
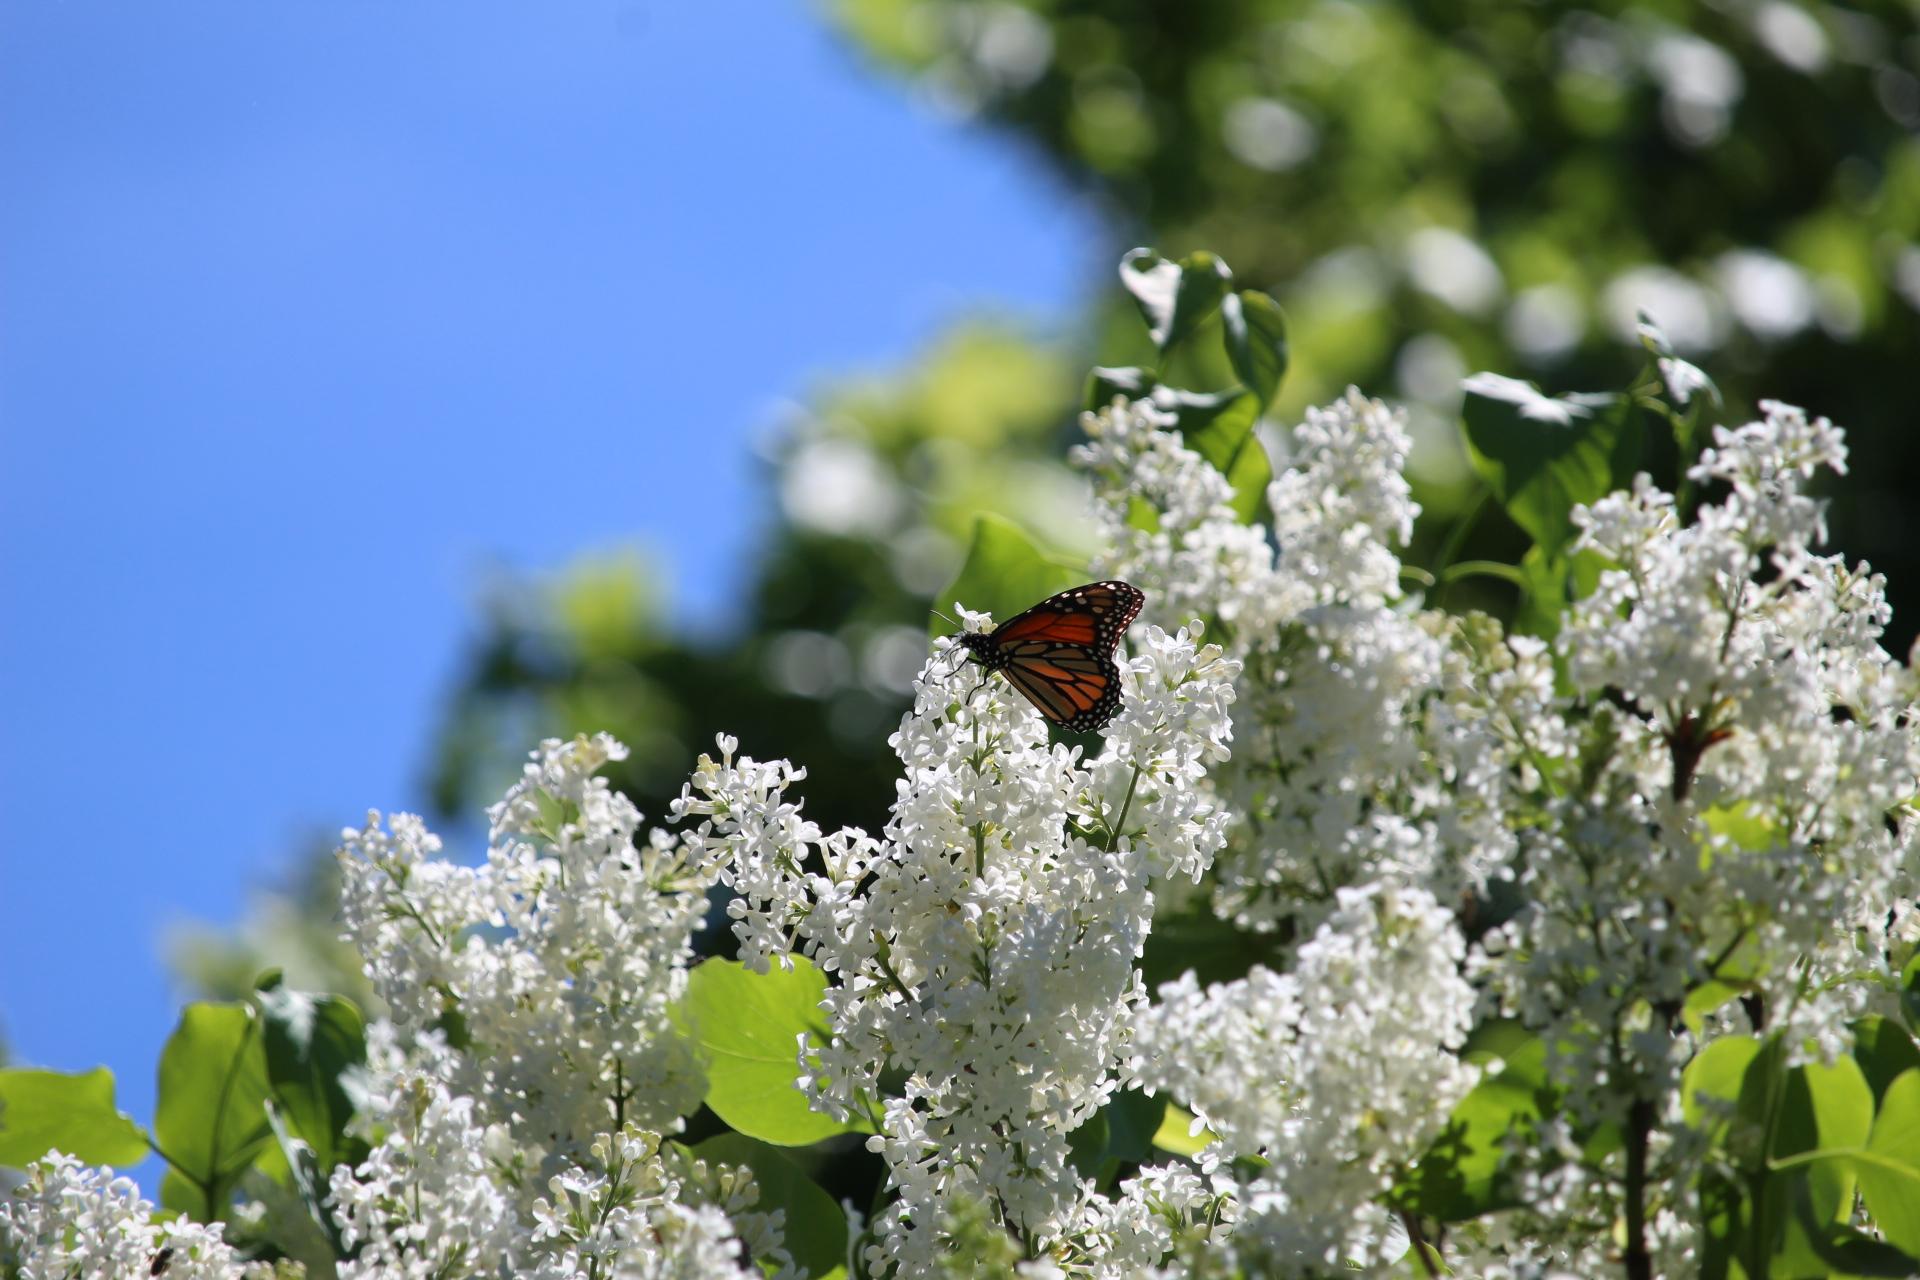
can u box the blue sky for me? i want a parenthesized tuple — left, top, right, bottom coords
(0, 0, 1098, 1179)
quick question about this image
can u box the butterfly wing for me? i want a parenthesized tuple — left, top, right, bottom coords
(1000, 641, 1123, 731)
(986, 581, 1142, 731)
(988, 581, 1144, 649)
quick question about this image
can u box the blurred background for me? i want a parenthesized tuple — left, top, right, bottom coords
(4, 0, 1917, 1187)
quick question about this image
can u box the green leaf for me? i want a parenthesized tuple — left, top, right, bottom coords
(1398, 1030, 1549, 1220)
(1701, 802, 1780, 854)
(1510, 544, 1606, 640)
(1457, 1018, 1535, 1067)
(1150, 1102, 1212, 1158)
(1221, 290, 1289, 410)
(1901, 952, 1920, 1034)
(932, 513, 1083, 636)
(1101, 1089, 1163, 1166)
(1791, 1172, 1920, 1276)
(691, 1133, 848, 1280)
(676, 957, 867, 1146)
(1681, 981, 1743, 1035)
(1637, 311, 1721, 408)
(1771, 1056, 1872, 1236)
(1461, 373, 1643, 558)
(1086, 365, 1155, 409)
(1156, 388, 1270, 523)
(1119, 249, 1233, 355)
(155, 1002, 273, 1221)
(0, 1067, 149, 1167)
(264, 1101, 349, 1260)
(1068, 1089, 1165, 1184)
(1683, 1035, 1762, 1130)
(160, 1167, 201, 1216)
(257, 986, 368, 1174)
(1138, 905, 1291, 992)
(1856, 1068, 1920, 1257)
(1856, 1017, 1920, 1106)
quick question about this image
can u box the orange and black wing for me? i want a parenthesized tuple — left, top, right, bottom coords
(999, 640, 1123, 732)
(988, 581, 1144, 650)
(986, 581, 1142, 732)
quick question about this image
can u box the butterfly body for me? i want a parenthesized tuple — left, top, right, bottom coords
(952, 580, 1144, 732)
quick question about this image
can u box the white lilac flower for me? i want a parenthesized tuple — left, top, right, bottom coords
(1076, 391, 1521, 930)
(673, 619, 1240, 1273)
(1471, 396, 1917, 1263)
(1266, 388, 1419, 611)
(1132, 884, 1478, 1275)
(1074, 383, 1919, 1271)
(336, 734, 711, 1163)
(331, 738, 781, 1277)
(327, 1005, 771, 1280)
(29, 357, 1916, 1278)
(0, 1153, 269, 1280)
(1074, 396, 1287, 643)
(329, 1034, 518, 1280)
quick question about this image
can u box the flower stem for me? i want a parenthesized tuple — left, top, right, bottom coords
(1624, 1095, 1654, 1280)
(1107, 765, 1142, 855)
(873, 932, 917, 1004)
(1401, 1212, 1442, 1279)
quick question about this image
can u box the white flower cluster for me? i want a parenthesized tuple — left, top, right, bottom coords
(1074, 398, 1281, 638)
(1511, 397, 1916, 1089)
(1133, 884, 1478, 1276)
(336, 734, 711, 1154)
(327, 736, 774, 1279)
(0, 1153, 271, 1280)
(1079, 392, 1521, 929)
(1073, 382, 1920, 1271)
(328, 1037, 770, 1280)
(673, 621, 1241, 1273)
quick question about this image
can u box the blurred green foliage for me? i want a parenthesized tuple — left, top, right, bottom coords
(833, 0, 1920, 611)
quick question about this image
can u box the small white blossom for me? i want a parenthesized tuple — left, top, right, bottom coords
(0, 1154, 270, 1280)
(1134, 884, 1478, 1275)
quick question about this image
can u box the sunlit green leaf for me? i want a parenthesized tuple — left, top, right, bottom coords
(1771, 1056, 1872, 1234)
(1119, 249, 1232, 355)
(0, 1067, 149, 1168)
(257, 986, 368, 1173)
(1683, 1035, 1761, 1130)
(1682, 981, 1744, 1035)
(933, 513, 1084, 636)
(1856, 1069, 1920, 1257)
(1701, 802, 1780, 854)
(1151, 1102, 1212, 1158)
(1461, 373, 1643, 559)
(676, 957, 867, 1146)
(155, 1002, 273, 1222)
(1397, 1030, 1549, 1220)
(1221, 289, 1289, 410)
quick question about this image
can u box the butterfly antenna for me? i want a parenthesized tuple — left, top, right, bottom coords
(927, 603, 962, 631)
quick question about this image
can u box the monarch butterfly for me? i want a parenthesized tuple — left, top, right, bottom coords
(946, 581, 1144, 732)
